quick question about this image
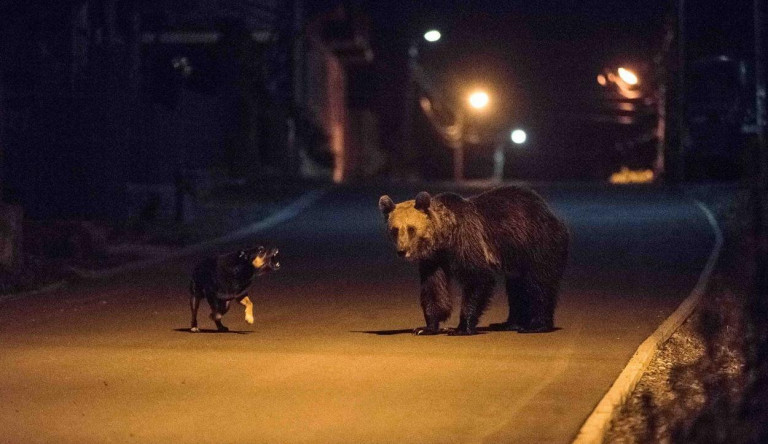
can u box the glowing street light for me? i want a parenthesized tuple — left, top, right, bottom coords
(597, 66, 642, 99)
(510, 128, 527, 145)
(468, 90, 490, 110)
(423, 29, 441, 43)
(617, 67, 639, 86)
(596, 74, 607, 86)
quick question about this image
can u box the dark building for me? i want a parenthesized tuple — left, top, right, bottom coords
(0, 0, 374, 221)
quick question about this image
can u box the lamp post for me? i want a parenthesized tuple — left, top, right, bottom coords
(453, 111, 465, 182)
(453, 89, 490, 182)
(402, 30, 441, 179)
(492, 128, 527, 182)
(753, 0, 767, 296)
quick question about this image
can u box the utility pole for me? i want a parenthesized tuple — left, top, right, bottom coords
(402, 42, 418, 180)
(676, 0, 687, 183)
(0, 78, 4, 201)
(292, 0, 304, 107)
(755, 0, 768, 295)
(453, 109, 465, 183)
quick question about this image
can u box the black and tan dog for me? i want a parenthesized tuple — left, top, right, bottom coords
(189, 246, 279, 332)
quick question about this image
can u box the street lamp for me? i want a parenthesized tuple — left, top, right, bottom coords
(598, 66, 642, 99)
(468, 90, 490, 110)
(403, 29, 442, 179)
(451, 89, 491, 182)
(492, 127, 528, 182)
(423, 29, 441, 43)
(510, 128, 527, 145)
(617, 67, 639, 86)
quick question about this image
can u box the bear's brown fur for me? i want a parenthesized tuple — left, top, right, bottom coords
(379, 185, 569, 335)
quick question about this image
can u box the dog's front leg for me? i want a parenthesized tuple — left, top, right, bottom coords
(209, 299, 231, 332)
(239, 296, 254, 325)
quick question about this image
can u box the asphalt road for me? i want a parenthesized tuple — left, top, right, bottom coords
(0, 183, 717, 444)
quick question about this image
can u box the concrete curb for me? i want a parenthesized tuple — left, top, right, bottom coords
(572, 199, 725, 444)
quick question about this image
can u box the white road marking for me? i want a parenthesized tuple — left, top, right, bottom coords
(0, 281, 67, 305)
(68, 188, 329, 280)
(0, 188, 327, 303)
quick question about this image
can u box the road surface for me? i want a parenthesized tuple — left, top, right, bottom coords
(0, 183, 717, 443)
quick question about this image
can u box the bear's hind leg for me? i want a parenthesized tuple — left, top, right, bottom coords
(517, 240, 567, 333)
(414, 261, 452, 335)
(517, 276, 556, 333)
(449, 274, 495, 336)
(489, 277, 526, 331)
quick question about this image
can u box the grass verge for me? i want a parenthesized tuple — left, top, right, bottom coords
(604, 185, 767, 443)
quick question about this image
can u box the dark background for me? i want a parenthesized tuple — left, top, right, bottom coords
(0, 0, 763, 221)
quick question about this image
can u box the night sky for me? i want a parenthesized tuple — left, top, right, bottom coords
(362, 0, 754, 119)
(360, 0, 669, 127)
(355, 0, 758, 179)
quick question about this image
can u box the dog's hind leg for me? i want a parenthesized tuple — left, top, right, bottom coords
(239, 296, 254, 325)
(189, 279, 203, 333)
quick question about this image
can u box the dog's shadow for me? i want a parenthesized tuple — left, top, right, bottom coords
(173, 328, 253, 335)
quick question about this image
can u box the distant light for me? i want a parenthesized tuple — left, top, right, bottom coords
(609, 166, 654, 184)
(510, 129, 527, 144)
(597, 74, 607, 86)
(468, 91, 489, 109)
(617, 67, 638, 86)
(419, 96, 432, 112)
(423, 30, 441, 43)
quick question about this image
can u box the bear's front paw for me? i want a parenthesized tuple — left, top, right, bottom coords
(190, 327, 200, 333)
(412, 326, 442, 336)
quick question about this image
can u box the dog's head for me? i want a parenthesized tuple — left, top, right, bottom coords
(240, 246, 280, 275)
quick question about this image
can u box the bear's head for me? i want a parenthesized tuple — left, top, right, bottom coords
(378, 192, 437, 261)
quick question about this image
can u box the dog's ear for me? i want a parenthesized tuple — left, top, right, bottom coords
(379, 195, 395, 215)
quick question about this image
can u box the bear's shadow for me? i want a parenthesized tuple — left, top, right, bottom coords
(355, 326, 562, 335)
(173, 328, 253, 335)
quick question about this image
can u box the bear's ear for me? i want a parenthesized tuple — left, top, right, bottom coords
(414, 192, 431, 212)
(379, 195, 395, 215)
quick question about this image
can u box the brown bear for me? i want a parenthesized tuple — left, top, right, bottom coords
(378, 185, 569, 335)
